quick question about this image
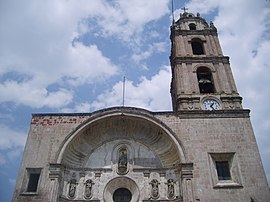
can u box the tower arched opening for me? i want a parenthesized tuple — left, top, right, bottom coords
(189, 23, 196, 30)
(197, 67, 215, 93)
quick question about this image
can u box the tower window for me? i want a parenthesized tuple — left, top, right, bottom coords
(189, 23, 196, 30)
(191, 39, 204, 55)
(197, 67, 215, 93)
(216, 161, 231, 180)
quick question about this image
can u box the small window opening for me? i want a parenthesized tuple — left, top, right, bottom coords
(191, 39, 204, 55)
(27, 173, 40, 192)
(189, 23, 196, 30)
(216, 161, 231, 180)
(197, 67, 215, 93)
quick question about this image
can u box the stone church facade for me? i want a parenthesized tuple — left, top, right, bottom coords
(13, 12, 270, 202)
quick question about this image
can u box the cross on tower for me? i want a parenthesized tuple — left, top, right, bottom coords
(181, 7, 188, 13)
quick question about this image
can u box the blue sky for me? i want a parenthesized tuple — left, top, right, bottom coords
(0, 0, 270, 201)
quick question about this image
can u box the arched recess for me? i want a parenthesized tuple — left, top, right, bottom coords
(104, 177, 139, 202)
(196, 67, 215, 93)
(189, 23, 196, 30)
(55, 107, 186, 168)
(192, 64, 216, 73)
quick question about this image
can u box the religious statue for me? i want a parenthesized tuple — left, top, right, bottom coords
(150, 179, 160, 199)
(167, 179, 175, 199)
(118, 148, 128, 174)
(84, 179, 94, 199)
(210, 21, 217, 31)
(68, 179, 77, 198)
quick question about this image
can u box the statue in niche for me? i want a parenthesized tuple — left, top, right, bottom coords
(167, 179, 175, 199)
(118, 148, 128, 174)
(68, 179, 77, 198)
(150, 179, 160, 199)
(84, 179, 94, 199)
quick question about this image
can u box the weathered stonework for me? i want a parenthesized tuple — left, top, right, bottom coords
(13, 12, 270, 202)
(13, 107, 270, 201)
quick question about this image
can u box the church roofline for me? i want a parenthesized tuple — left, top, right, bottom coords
(31, 106, 250, 119)
(31, 106, 172, 117)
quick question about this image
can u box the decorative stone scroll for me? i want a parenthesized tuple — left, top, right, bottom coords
(68, 179, 77, 198)
(84, 179, 94, 199)
(150, 179, 160, 199)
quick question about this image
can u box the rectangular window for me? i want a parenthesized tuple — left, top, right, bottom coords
(208, 153, 243, 188)
(26, 173, 40, 192)
(216, 161, 231, 180)
(21, 168, 42, 195)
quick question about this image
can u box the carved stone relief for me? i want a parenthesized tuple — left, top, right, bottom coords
(167, 179, 175, 199)
(68, 179, 77, 198)
(150, 179, 160, 199)
(84, 179, 94, 199)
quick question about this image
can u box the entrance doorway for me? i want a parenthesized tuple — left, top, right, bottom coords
(113, 188, 132, 202)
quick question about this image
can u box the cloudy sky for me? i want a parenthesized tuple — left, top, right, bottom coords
(0, 0, 269, 201)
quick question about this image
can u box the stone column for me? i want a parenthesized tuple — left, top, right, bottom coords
(181, 163, 194, 202)
(49, 164, 62, 202)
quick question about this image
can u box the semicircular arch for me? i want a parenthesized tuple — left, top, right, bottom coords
(55, 108, 186, 168)
(192, 64, 216, 73)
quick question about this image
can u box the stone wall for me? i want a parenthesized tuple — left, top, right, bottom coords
(13, 107, 270, 202)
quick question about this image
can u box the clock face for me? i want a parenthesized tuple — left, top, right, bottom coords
(202, 99, 221, 111)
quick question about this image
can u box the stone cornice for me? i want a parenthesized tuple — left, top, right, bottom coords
(170, 56, 230, 65)
(32, 107, 250, 120)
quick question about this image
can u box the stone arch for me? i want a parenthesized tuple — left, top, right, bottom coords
(189, 23, 196, 30)
(56, 107, 186, 168)
(188, 35, 206, 42)
(103, 177, 139, 202)
(192, 64, 216, 73)
(196, 66, 216, 93)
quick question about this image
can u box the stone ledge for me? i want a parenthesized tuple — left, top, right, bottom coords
(213, 181, 243, 189)
(175, 109, 250, 119)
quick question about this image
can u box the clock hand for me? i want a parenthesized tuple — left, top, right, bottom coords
(210, 103, 215, 110)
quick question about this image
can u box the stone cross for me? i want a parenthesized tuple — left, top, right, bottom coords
(181, 7, 188, 13)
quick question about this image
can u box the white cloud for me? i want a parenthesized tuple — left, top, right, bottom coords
(0, 81, 73, 108)
(131, 42, 167, 63)
(90, 66, 172, 111)
(0, 125, 26, 150)
(0, 124, 26, 165)
(66, 43, 119, 86)
(61, 102, 91, 113)
(0, 0, 170, 109)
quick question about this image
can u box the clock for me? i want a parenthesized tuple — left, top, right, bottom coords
(202, 98, 221, 111)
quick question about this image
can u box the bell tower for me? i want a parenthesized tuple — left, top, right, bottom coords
(170, 11, 242, 111)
